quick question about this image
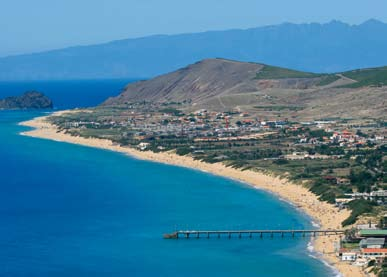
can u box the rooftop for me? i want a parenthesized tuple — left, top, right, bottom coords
(359, 230, 387, 236)
(362, 248, 387, 253)
(360, 238, 385, 245)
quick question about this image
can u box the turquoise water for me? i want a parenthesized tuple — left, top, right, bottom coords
(0, 81, 334, 276)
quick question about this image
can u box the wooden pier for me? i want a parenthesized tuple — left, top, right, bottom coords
(163, 229, 345, 239)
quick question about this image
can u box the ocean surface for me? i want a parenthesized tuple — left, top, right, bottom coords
(0, 80, 334, 276)
(0, 79, 136, 109)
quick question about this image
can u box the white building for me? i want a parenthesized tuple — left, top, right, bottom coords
(138, 142, 150, 151)
(341, 252, 357, 261)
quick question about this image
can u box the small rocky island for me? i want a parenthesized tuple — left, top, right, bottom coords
(0, 91, 53, 110)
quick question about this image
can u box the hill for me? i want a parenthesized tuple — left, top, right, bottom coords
(102, 58, 387, 120)
(0, 91, 53, 110)
(341, 66, 387, 88)
(1, 20, 387, 80)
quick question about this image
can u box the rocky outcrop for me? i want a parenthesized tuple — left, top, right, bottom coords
(0, 91, 53, 110)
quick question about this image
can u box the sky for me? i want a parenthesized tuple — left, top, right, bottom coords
(1, 0, 387, 57)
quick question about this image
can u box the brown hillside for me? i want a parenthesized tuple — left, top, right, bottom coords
(102, 59, 387, 120)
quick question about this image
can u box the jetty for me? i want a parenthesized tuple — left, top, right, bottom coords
(163, 229, 345, 239)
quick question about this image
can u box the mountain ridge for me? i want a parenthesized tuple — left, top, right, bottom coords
(2, 19, 374, 59)
(1, 20, 387, 80)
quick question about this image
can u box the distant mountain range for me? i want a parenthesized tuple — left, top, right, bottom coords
(1, 19, 387, 81)
(102, 58, 387, 120)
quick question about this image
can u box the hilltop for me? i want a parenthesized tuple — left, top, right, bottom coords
(102, 58, 387, 120)
(0, 91, 53, 110)
(1, 20, 387, 80)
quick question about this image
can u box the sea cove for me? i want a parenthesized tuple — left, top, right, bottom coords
(0, 81, 333, 276)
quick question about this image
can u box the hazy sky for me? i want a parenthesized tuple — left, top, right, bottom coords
(1, 0, 386, 57)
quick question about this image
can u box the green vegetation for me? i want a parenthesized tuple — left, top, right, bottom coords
(176, 147, 191, 156)
(377, 258, 387, 276)
(255, 65, 323, 79)
(342, 199, 376, 226)
(159, 108, 184, 116)
(349, 169, 375, 193)
(316, 74, 341, 86)
(311, 145, 345, 155)
(309, 178, 341, 204)
(308, 129, 332, 139)
(255, 64, 387, 88)
(254, 105, 304, 111)
(341, 66, 387, 88)
(341, 242, 361, 250)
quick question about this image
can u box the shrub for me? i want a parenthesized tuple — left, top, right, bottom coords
(319, 191, 336, 204)
(342, 199, 376, 226)
(176, 147, 191, 156)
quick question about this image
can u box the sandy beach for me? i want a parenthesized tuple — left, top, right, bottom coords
(19, 111, 366, 277)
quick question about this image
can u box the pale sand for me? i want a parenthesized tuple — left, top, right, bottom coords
(19, 111, 367, 277)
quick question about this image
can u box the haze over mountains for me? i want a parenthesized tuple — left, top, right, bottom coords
(1, 19, 387, 81)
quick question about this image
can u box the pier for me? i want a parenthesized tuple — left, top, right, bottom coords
(163, 229, 345, 239)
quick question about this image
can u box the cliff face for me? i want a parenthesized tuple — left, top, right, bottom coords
(0, 91, 53, 110)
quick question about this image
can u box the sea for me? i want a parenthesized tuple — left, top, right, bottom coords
(0, 80, 336, 276)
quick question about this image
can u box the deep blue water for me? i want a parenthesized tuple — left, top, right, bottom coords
(0, 79, 135, 109)
(0, 80, 334, 276)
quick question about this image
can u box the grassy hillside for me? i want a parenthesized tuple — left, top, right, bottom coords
(255, 65, 324, 79)
(255, 65, 342, 86)
(341, 66, 387, 88)
(317, 74, 341, 86)
(255, 64, 387, 88)
(103, 59, 387, 120)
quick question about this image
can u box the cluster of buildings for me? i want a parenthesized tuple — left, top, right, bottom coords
(339, 219, 387, 266)
(297, 129, 368, 146)
(62, 106, 386, 152)
(95, 108, 290, 141)
(336, 190, 387, 207)
(330, 130, 368, 147)
(283, 151, 340, 160)
(297, 120, 385, 147)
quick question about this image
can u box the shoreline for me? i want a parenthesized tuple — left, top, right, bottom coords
(19, 111, 365, 277)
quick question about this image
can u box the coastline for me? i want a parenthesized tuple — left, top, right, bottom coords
(19, 111, 365, 277)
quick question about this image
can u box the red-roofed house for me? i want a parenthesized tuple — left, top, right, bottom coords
(361, 248, 387, 259)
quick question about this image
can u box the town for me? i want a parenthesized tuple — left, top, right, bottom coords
(51, 102, 386, 213)
(49, 102, 387, 272)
